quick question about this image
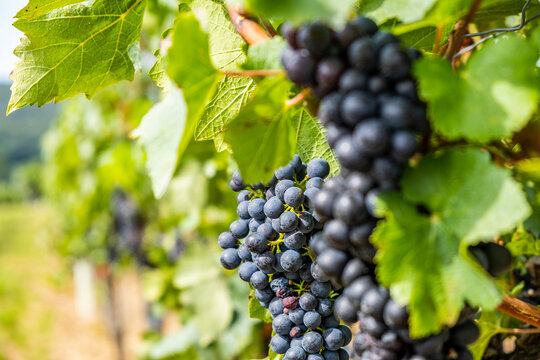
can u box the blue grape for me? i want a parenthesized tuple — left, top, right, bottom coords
(250, 270, 269, 290)
(284, 231, 307, 250)
(245, 232, 267, 253)
(303, 187, 320, 209)
(299, 263, 314, 282)
(218, 231, 236, 249)
(307, 355, 324, 360)
(339, 325, 352, 346)
(237, 243, 252, 261)
(299, 293, 318, 311)
(271, 334, 290, 354)
(264, 196, 285, 218)
(280, 211, 299, 232)
(291, 154, 303, 172)
(248, 198, 266, 220)
(249, 218, 265, 233)
(284, 346, 307, 360)
(311, 281, 332, 297)
(276, 179, 295, 202)
(290, 337, 304, 350)
(302, 331, 323, 353)
(230, 219, 249, 239)
(220, 248, 241, 270)
(237, 201, 251, 219)
(284, 187, 304, 208)
(317, 298, 333, 317)
(306, 177, 324, 189)
(276, 165, 295, 180)
(289, 307, 306, 325)
(337, 349, 349, 360)
(254, 251, 276, 273)
(323, 328, 345, 351)
(307, 159, 330, 179)
(322, 314, 340, 328)
(255, 287, 275, 303)
(269, 297, 285, 318)
(281, 249, 303, 272)
(237, 189, 250, 203)
(238, 261, 258, 282)
(273, 314, 293, 336)
(303, 311, 322, 329)
(271, 276, 290, 292)
(321, 350, 339, 360)
(298, 212, 314, 233)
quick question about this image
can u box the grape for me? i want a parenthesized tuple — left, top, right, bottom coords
(348, 38, 377, 72)
(230, 180, 244, 192)
(282, 48, 316, 85)
(285, 187, 304, 208)
(290, 325, 305, 338)
(303, 311, 322, 329)
(299, 263, 315, 282)
(250, 270, 269, 290)
(270, 297, 285, 318)
(258, 222, 276, 240)
(317, 58, 345, 90)
(311, 261, 331, 282)
(296, 22, 332, 56)
(218, 231, 236, 249)
(479, 242, 512, 276)
(299, 293, 318, 311)
(370, 158, 400, 184)
(306, 177, 324, 189)
(280, 211, 300, 232)
(237, 189, 250, 203)
(339, 69, 368, 92)
(341, 258, 370, 287)
(298, 212, 315, 233)
(230, 219, 249, 239)
(353, 120, 390, 156)
(281, 250, 303, 272)
(313, 189, 337, 219)
(337, 349, 350, 360)
(333, 192, 366, 225)
(335, 136, 371, 171)
(264, 196, 285, 218)
(255, 251, 276, 273)
(238, 261, 258, 282)
(276, 179, 295, 202)
(248, 198, 266, 220)
(449, 319, 480, 346)
(368, 76, 388, 94)
(307, 355, 324, 360)
(321, 350, 339, 360)
(249, 218, 265, 233)
(413, 332, 447, 356)
(381, 97, 414, 129)
(318, 93, 344, 125)
(334, 295, 358, 324)
(282, 22, 298, 48)
(379, 44, 411, 80)
(361, 316, 387, 338)
(307, 159, 331, 179)
(311, 281, 332, 297)
(271, 334, 291, 354)
(383, 299, 409, 328)
(390, 130, 418, 163)
(273, 314, 294, 336)
(323, 328, 345, 351)
(341, 91, 377, 126)
(245, 232, 267, 253)
(256, 287, 275, 303)
(361, 287, 389, 319)
(290, 337, 304, 350)
(345, 276, 375, 309)
(289, 307, 306, 325)
(272, 218, 284, 233)
(323, 220, 350, 249)
(317, 248, 349, 279)
(276, 165, 295, 181)
(284, 346, 307, 360)
(339, 325, 353, 345)
(237, 244, 252, 261)
(237, 201, 251, 219)
(303, 187, 320, 209)
(284, 231, 307, 250)
(220, 248, 241, 269)
(317, 298, 333, 317)
(302, 331, 324, 353)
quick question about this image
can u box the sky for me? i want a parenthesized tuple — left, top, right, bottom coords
(0, 1, 27, 84)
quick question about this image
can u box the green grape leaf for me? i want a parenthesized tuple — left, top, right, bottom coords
(470, 311, 503, 360)
(415, 35, 539, 142)
(246, 0, 357, 26)
(398, 24, 452, 52)
(149, 53, 166, 89)
(148, 323, 199, 360)
(224, 76, 295, 184)
(16, 0, 84, 20)
(174, 242, 233, 346)
(189, 0, 247, 71)
(357, 0, 437, 24)
(507, 230, 540, 256)
(372, 148, 531, 336)
(195, 76, 256, 142)
(248, 290, 273, 323)
(290, 107, 339, 176)
(8, 0, 146, 114)
(242, 37, 286, 70)
(132, 86, 187, 198)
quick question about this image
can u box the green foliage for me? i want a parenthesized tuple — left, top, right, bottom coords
(507, 229, 540, 256)
(242, 38, 286, 70)
(415, 35, 539, 142)
(372, 148, 530, 336)
(248, 290, 273, 323)
(224, 77, 295, 184)
(8, 0, 146, 114)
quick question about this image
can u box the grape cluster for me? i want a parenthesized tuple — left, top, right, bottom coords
(281, 18, 482, 360)
(219, 155, 353, 359)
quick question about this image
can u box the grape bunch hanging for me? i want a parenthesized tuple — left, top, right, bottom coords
(219, 155, 354, 360)
(281, 17, 482, 360)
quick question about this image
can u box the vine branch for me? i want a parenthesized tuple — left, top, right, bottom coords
(227, 4, 271, 45)
(497, 294, 540, 329)
(444, 0, 483, 64)
(285, 89, 311, 108)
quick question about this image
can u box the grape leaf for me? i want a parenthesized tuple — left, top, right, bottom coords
(224, 76, 296, 184)
(195, 76, 256, 142)
(242, 37, 286, 70)
(248, 290, 273, 323)
(415, 35, 539, 142)
(357, 0, 437, 24)
(132, 86, 187, 198)
(16, 0, 84, 20)
(469, 311, 502, 360)
(189, 0, 247, 71)
(148, 323, 199, 359)
(148, 53, 166, 89)
(246, 0, 357, 26)
(507, 230, 540, 256)
(8, 0, 146, 114)
(372, 148, 531, 336)
(290, 108, 339, 176)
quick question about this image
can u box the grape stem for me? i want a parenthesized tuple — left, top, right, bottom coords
(500, 327, 540, 334)
(497, 294, 540, 329)
(285, 89, 311, 108)
(227, 4, 271, 45)
(444, 0, 483, 65)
